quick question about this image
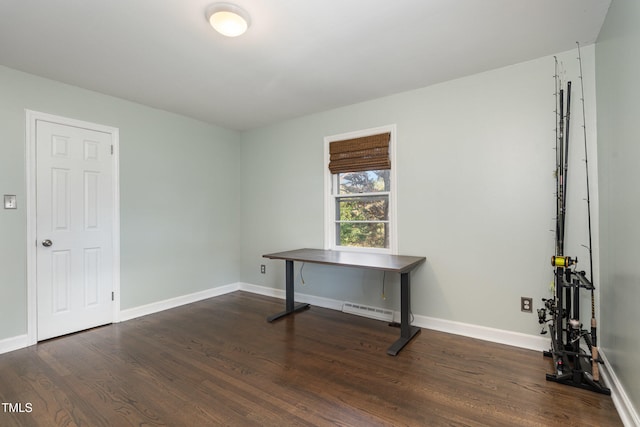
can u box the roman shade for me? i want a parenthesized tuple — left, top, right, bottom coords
(328, 132, 391, 174)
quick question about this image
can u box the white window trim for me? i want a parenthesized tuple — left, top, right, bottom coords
(323, 124, 398, 255)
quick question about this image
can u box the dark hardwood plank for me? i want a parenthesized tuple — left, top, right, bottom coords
(0, 292, 621, 426)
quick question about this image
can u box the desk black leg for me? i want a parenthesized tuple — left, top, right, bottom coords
(267, 260, 310, 322)
(387, 271, 421, 356)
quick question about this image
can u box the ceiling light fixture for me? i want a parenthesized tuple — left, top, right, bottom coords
(206, 3, 251, 37)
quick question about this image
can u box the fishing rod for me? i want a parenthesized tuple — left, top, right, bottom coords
(563, 80, 573, 348)
(540, 48, 609, 395)
(549, 58, 571, 361)
(577, 41, 599, 382)
(557, 82, 565, 257)
(563, 80, 572, 227)
(549, 57, 563, 348)
(554, 56, 560, 258)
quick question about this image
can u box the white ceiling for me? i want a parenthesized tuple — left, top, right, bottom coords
(0, 0, 611, 131)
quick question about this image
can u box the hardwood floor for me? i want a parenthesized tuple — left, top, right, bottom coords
(0, 291, 621, 426)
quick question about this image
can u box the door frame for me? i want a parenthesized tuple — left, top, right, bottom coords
(25, 110, 121, 345)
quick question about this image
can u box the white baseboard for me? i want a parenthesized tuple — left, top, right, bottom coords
(411, 313, 550, 352)
(237, 282, 344, 311)
(599, 349, 640, 427)
(237, 282, 284, 299)
(0, 334, 30, 355)
(118, 283, 240, 322)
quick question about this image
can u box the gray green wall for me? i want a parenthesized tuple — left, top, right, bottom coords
(241, 47, 599, 338)
(0, 65, 241, 340)
(596, 0, 640, 416)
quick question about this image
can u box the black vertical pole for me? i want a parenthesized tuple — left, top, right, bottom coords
(387, 271, 420, 356)
(555, 86, 565, 354)
(400, 272, 410, 338)
(557, 88, 565, 255)
(285, 260, 294, 312)
(563, 81, 572, 218)
(555, 268, 564, 350)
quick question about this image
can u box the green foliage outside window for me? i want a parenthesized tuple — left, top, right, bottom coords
(337, 170, 389, 248)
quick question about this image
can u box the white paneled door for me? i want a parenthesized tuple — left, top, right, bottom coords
(36, 120, 115, 341)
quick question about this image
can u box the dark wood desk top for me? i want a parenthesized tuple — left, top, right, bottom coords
(263, 248, 426, 273)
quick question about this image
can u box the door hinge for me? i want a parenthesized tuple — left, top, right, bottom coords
(110, 145, 114, 155)
(111, 291, 114, 301)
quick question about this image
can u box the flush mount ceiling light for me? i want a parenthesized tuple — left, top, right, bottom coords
(206, 3, 251, 37)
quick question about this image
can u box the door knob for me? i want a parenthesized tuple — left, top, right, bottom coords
(42, 239, 53, 247)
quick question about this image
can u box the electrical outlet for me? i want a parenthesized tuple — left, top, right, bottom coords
(260, 264, 266, 274)
(521, 297, 533, 313)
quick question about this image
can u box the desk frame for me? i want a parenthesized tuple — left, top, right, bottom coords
(263, 248, 426, 356)
(266, 259, 311, 322)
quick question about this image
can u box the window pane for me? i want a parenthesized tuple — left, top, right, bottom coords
(338, 170, 390, 194)
(338, 222, 389, 248)
(338, 196, 388, 221)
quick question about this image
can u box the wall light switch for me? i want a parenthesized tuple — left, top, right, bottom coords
(4, 195, 16, 209)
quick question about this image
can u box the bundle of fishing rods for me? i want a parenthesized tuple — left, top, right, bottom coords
(537, 44, 610, 395)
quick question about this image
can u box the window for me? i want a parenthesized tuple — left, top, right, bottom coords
(324, 125, 397, 254)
